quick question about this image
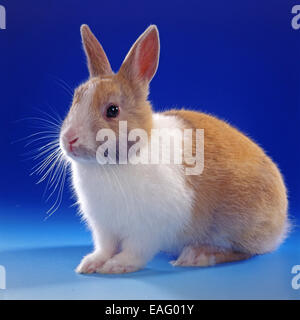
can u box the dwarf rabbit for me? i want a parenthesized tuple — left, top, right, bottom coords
(59, 24, 288, 274)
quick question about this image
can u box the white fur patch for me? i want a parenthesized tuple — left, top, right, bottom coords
(71, 113, 194, 261)
(61, 80, 98, 154)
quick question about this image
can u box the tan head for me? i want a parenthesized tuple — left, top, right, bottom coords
(60, 24, 160, 162)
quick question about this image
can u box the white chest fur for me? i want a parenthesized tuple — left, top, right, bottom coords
(70, 114, 194, 254)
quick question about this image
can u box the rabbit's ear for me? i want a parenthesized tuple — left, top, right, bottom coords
(119, 25, 160, 85)
(80, 24, 113, 77)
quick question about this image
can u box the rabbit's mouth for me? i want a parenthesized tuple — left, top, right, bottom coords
(60, 136, 97, 162)
(67, 147, 96, 162)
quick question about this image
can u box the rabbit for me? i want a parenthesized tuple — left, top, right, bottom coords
(59, 24, 288, 274)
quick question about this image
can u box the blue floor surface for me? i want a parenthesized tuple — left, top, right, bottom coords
(0, 204, 299, 300)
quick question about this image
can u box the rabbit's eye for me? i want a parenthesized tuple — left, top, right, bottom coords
(106, 105, 119, 118)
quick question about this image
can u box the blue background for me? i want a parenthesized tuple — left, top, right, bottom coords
(0, 0, 299, 299)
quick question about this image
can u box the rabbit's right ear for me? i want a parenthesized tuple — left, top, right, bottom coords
(80, 24, 113, 77)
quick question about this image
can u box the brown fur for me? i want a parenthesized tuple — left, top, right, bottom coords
(81, 25, 113, 77)
(90, 74, 152, 138)
(164, 109, 288, 256)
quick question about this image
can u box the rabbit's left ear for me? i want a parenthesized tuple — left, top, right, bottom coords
(119, 25, 160, 85)
(80, 24, 113, 77)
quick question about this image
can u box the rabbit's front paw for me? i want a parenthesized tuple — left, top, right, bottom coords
(76, 251, 109, 274)
(98, 253, 144, 274)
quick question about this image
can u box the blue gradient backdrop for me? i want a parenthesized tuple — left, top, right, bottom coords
(0, 0, 299, 299)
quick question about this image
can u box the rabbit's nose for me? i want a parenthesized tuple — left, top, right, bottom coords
(68, 137, 79, 152)
(63, 128, 79, 152)
(69, 137, 79, 145)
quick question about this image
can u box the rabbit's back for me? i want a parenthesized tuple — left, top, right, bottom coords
(165, 109, 289, 254)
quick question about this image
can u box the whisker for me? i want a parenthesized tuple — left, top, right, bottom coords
(31, 148, 61, 177)
(36, 155, 61, 184)
(49, 155, 65, 185)
(50, 75, 74, 98)
(14, 117, 61, 129)
(42, 153, 65, 199)
(15, 97, 71, 217)
(45, 162, 68, 218)
(24, 135, 59, 148)
(46, 157, 65, 201)
(33, 104, 63, 125)
(23, 143, 59, 160)
(12, 131, 59, 145)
